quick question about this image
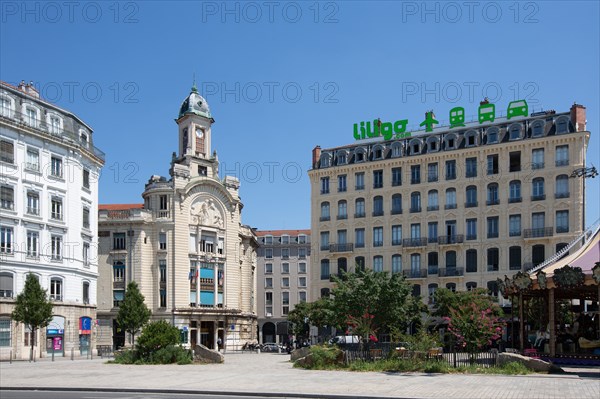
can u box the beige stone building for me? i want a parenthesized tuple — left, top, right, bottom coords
(309, 103, 590, 313)
(96, 85, 258, 351)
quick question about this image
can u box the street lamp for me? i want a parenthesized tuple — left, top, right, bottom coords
(570, 166, 598, 230)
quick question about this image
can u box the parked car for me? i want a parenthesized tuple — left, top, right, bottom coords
(261, 343, 280, 352)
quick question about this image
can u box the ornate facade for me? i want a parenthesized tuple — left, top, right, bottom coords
(97, 85, 258, 351)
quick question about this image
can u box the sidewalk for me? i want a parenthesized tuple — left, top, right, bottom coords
(1, 352, 599, 398)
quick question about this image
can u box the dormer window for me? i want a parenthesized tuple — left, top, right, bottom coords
(336, 150, 348, 165)
(264, 235, 273, 245)
(355, 147, 366, 163)
(48, 114, 62, 135)
(465, 130, 478, 147)
(79, 131, 89, 147)
(391, 142, 402, 157)
(530, 120, 545, 137)
(555, 116, 569, 134)
(486, 127, 499, 144)
(426, 136, 439, 153)
(508, 124, 522, 141)
(372, 145, 384, 160)
(281, 235, 290, 245)
(25, 107, 38, 127)
(444, 134, 457, 150)
(409, 139, 422, 155)
(0, 94, 14, 118)
(320, 153, 331, 167)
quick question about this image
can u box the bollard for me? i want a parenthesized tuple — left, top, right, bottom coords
(52, 348, 55, 362)
(10, 350, 12, 364)
(71, 347, 74, 360)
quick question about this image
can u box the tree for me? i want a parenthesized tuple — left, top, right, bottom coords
(287, 301, 311, 340)
(11, 273, 53, 361)
(117, 281, 151, 347)
(326, 270, 425, 343)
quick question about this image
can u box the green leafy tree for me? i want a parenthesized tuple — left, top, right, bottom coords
(287, 301, 311, 340)
(11, 274, 53, 361)
(117, 281, 151, 347)
(136, 320, 180, 359)
(327, 270, 426, 343)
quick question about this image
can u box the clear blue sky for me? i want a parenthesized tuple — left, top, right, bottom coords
(2, 1, 599, 230)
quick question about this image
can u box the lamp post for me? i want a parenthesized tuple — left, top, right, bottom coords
(570, 166, 598, 231)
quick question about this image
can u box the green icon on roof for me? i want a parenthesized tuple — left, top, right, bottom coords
(449, 107, 465, 128)
(419, 110, 438, 132)
(478, 99, 495, 123)
(507, 99, 528, 119)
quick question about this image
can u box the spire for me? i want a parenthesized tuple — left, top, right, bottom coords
(191, 73, 198, 93)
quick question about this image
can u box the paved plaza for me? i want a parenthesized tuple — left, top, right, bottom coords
(0, 352, 599, 398)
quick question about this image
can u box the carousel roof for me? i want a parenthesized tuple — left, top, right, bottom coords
(539, 226, 600, 277)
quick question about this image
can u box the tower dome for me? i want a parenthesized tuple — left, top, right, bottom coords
(178, 83, 212, 120)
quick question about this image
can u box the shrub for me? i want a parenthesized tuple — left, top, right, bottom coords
(136, 320, 180, 360)
(113, 349, 138, 364)
(149, 345, 192, 365)
(301, 345, 344, 369)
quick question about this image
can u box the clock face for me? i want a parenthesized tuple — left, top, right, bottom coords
(196, 128, 204, 138)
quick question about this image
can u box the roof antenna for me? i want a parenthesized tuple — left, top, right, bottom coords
(191, 73, 198, 93)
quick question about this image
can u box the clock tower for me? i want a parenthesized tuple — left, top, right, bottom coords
(175, 82, 217, 178)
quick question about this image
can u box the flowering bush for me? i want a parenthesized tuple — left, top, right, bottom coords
(445, 303, 504, 355)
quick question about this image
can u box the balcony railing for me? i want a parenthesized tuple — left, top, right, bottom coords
(438, 267, 464, 277)
(531, 162, 545, 170)
(337, 214, 348, 220)
(410, 206, 422, 213)
(391, 208, 402, 215)
(319, 216, 330, 222)
(555, 159, 569, 167)
(487, 264, 499, 272)
(438, 235, 464, 245)
(402, 269, 427, 279)
(486, 199, 500, 206)
(0, 108, 105, 161)
(444, 204, 457, 210)
(509, 197, 522, 203)
(354, 212, 365, 218)
(402, 238, 427, 247)
(464, 201, 478, 208)
(329, 243, 354, 253)
(428, 266, 439, 275)
(157, 210, 170, 218)
(427, 205, 439, 211)
(531, 194, 546, 201)
(524, 227, 554, 238)
(555, 192, 570, 199)
(372, 210, 384, 217)
(113, 281, 125, 289)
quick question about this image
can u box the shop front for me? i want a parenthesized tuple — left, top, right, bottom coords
(46, 315, 65, 357)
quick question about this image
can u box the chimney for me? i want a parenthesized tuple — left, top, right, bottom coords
(312, 145, 321, 168)
(17, 80, 26, 92)
(570, 103, 586, 132)
(25, 81, 40, 99)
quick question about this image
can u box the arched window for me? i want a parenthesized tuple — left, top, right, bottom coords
(486, 127, 499, 144)
(355, 198, 365, 218)
(409, 138, 422, 155)
(530, 120, 545, 137)
(487, 183, 499, 205)
(509, 180, 521, 202)
(320, 202, 330, 220)
(337, 258, 347, 275)
(446, 283, 456, 292)
(465, 186, 477, 207)
(373, 256, 383, 272)
(555, 175, 569, 198)
(445, 188, 456, 209)
(373, 196, 383, 216)
(428, 190, 439, 211)
(508, 123, 522, 140)
(532, 178, 545, 200)
(555, 116, 570, 134)
(355, 256, 365, 273)
(337, 200, 347, 219)
(319, 153, 332, 167)
(443, 133, 458, 150)
(426, 136, 440, 152)
(392, 255, 402, 274)
(354, 147, 367, 163)
(428, 283, 438, 303)
(320, 260, 330, 280)
(390, 142, 403, 157)
(466, 282, 477, 291)
(466, 249, 477, 273)
(446, 251, 457, 269)
(50, 277, 63, 301)
(391, 194, 402, 214)
(464, 129, 479, 147)
(0, 94, 15, 118)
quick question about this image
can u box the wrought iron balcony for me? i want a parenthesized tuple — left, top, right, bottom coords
(531, 194, 546, 201)
(427, 205, 439, 211)
(329, 243, 354, 253)
(438, 235, 464, 245)
(555, 192, 570, 199)
(524, 227, 554, 238)
(402, 238, 428, 247)
(402, 269, 427, 279)
(428, 266, 439, 275)
(464, 201, 478, 208)
(438, 267, 464, 277)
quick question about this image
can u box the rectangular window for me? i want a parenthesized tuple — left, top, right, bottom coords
(320, 261, 330, 280)
(26, 148, 39, 171)
(0, 186, 13, 210)
(445, 160, 456, 180)
(265, 278, 273, 288)
(265, 248, 273, 259)
(555, 145, 569, 166)
(355, 172, 365, 190)
(298, 248, 307, 259)
(298, 291, 307, 303)
(509, 215, 521, 237)
(373, 256, 383, 272)
(509, 151, 521, 172)
(509, 247, 522, 271)
(0, 140, 14, 164)
(410, 223, 421, 239)
(113, 233, 126, 250)
(487, 217, 499, 239)
(0, 319, 11, 347)
(282, 292, 290, 315)
(113, 262, 125, 282)
(392, 167, 402, 186)
(320, 177, 330, 194)
(556, 210, 569, 233)
(427, 163, 438, 182)
(83, 208, 90, 229)
(411, 165, 421, 184)
(51, 156, 63, 178)
(320, 232, 329, 250)
(159, 232, 167, 250)
(282, 248, 290, 259)
(298, 262, 307, 274)
(532, 148, 545, 169)
(27, 230, 39, 257)
(298, 277, 307, 287)
(298, 234, 306, 244)
(487, 154, 498, 175)
(281, 235, 290, 244)
(83, 169, 90, 189)
(51, 235, 62, 260)
(51, 197, 63, 220)
(27, 191, 39, 215)
(532, 212, 545, 229)
(0, 226, 13, 254)
(355, 228, 365, 248)
(265, 263, 273, 274)
(392, 225, 402, 245)
(373, 170, 383, 189)
(338, 175, 347, 192)
(465, 158, 477, 178)
(428, 222, 438, 242)
(281, 263, 290, 274)
(83, 242, 90, 267)
(466, 219, 477, 240)
(373, 227, 383, 247)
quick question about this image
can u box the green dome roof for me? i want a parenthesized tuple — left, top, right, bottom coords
(178, 84, 212, 119)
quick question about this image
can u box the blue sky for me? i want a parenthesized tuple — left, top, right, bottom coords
(2, 1, 599, 230)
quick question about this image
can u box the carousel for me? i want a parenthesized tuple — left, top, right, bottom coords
(498, 221, 600, 365)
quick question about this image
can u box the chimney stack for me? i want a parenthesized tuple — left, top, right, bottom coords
(570, 103, 586, 132)
(17, 80, 40, 99)
(312, 145, 321, 168)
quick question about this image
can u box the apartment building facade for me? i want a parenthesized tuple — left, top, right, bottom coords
(255, 230, 310, 345)
(0, 80, 105, 360)
(309, 103, 590, 312)
(96, 84, 258, 351)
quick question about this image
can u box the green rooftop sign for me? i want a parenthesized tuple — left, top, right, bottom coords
(353, 99, 528, 141)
